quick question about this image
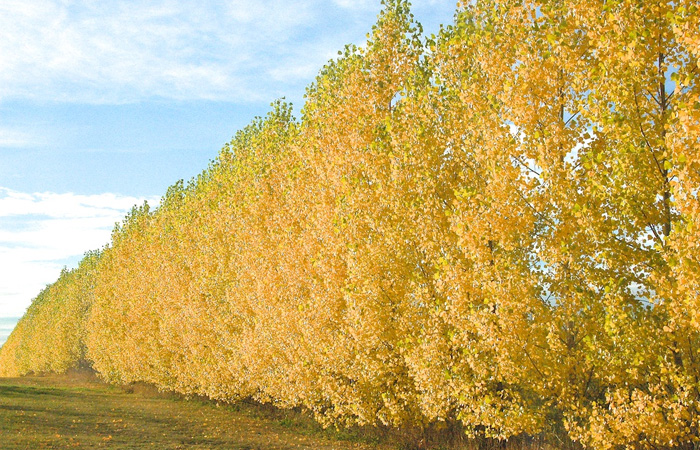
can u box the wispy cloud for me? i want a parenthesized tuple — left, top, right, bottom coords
(0, 0, 357, 103)
(0, 186, 158, 317)
(0, 128, 40, 148)
(0, 0, 455, 105)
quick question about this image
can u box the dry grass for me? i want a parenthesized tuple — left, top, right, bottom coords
(0, 371, 577, 449)
(0, 370, 385, 449)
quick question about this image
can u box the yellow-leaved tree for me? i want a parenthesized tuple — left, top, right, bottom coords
(1, 1, 700, 448)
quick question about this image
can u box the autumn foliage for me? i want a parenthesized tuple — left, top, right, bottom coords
(1, 1, 699, 448)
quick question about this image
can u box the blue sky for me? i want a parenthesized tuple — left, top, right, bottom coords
(0, 1, 457, 327)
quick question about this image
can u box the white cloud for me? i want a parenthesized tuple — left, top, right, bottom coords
(0, 128, 40, 148)
(0, 186, 158, 317)
(0, 1, 457, 104)
(0, 0, 363, 103)
(0, 188, 146, 219)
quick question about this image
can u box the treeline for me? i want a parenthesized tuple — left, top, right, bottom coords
(2, 0, 700, 448)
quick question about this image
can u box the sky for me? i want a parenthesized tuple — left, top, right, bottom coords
(0, 1, 458, 337)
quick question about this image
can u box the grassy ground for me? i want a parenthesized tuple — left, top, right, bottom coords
(0, 371, 388, 449)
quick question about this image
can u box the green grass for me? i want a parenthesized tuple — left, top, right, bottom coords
(0, 371, 386, 449)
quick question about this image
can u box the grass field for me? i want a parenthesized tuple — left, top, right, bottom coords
(0, 371, 388, 449)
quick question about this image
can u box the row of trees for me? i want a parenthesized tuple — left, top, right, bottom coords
(1, 1, 699, 448)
